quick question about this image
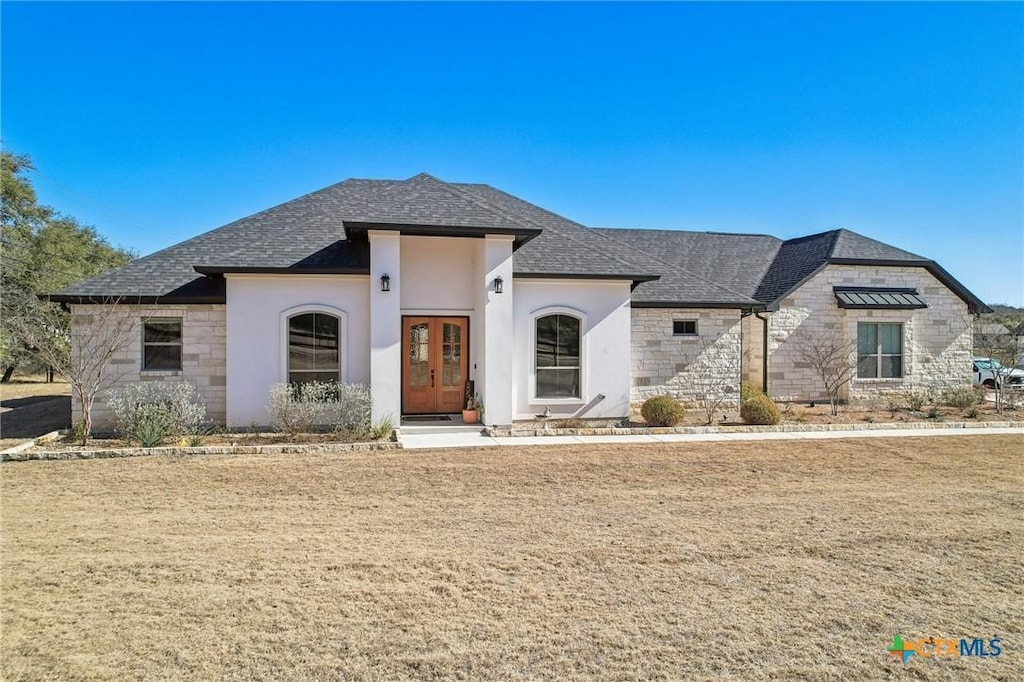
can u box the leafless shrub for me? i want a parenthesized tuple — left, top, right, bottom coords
(794, 331, 855, 417)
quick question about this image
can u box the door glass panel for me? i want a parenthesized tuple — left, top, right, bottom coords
(442, 323, 461, 386)
(409, 323, 430, 387)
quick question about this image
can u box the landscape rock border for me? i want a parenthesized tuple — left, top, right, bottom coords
(484, 421, 1023, 438)
(2, 439, 399, 462)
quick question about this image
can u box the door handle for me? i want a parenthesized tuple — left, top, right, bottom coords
(430, 369, 435, 387)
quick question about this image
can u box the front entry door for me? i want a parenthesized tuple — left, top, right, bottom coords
(402, 316, 469, 414)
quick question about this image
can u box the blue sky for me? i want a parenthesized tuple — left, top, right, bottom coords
(3, 2, 1022, 305)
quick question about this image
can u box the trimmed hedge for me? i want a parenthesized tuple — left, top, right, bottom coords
(641, 396, 686, 427)
(740, 394, 781, 425)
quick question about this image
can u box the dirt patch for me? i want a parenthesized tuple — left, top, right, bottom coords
(2, 436, 1021, 680)
(0, 378, 70, 447)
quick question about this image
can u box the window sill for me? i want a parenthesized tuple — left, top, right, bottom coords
(852, 377, 904, 383)
(531, 397, 586, 406)
(141, 369, 183, 377)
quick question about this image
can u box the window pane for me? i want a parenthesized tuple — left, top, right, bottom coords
(538, 368, 580, 398)
(144, 320, 181, 343)
(290, 313, 339, 373)
(857, 355, 878, 378)
(144, 345, 181, 370)
(289, 314, 316, 371)
(556, 316, 580, 367)
(880, 323, 902, 355)
(857, 323, 877, 356)
(881, 356, 903, 378)
(673, 320, 697, 335)
(536, 316, 558, 367)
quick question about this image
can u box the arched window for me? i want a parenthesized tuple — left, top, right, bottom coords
(536, 313, 581, 398)
(288, 312, 340, 385)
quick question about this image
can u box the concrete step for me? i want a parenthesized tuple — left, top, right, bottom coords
(398, 424, 486, 436)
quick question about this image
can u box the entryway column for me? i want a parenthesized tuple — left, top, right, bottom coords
(482, 235, 514, 425)
(369, 231, 401, 425)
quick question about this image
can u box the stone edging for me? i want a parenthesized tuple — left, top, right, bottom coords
(483, 421, 1023, 438)
(2, 440, 399, 463)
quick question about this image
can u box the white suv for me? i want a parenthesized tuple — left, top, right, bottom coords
(973, 357, 1024, 389)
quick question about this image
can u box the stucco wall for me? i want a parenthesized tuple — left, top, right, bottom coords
(513, 279, 632, 420)
(70, 303, 226, 431)
(630, 308, 743, 406)
(767, 265, 972, 402)
(226, 275, 371, 426)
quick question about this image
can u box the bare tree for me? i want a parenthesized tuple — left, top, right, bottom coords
(972, 324, 1023, 415)
(13, 298, 139, 443)
(795, 330, 856, 416)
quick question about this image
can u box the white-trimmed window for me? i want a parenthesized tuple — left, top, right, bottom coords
(857, 322, 903, 378)
(673, 319, 698, 336)
(287, 312, 340, 385)
(142, 318, 182, 370)
(535, 313, 581, 399)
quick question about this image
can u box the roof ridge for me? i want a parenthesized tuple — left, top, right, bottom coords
(423, 175, 542, 229)
(597, 226, 781, 240)
(457, 184, 668, 276)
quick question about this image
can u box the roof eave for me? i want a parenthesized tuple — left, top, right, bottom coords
(193, 266, 370, 276)
(44, 293, 227, 305)
(343, 220, 542, 246)
(630, 300, 764, 310)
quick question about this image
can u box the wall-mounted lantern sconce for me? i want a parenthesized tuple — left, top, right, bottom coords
(494, 276, 504, 294)
(380, 274, 391, 292)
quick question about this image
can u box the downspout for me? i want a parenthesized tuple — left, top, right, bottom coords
(754, 312, 769, 395)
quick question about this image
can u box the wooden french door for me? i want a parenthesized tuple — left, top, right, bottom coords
(402, 316, 469, 414)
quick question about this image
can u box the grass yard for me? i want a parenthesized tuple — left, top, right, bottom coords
(2, 436, 1021, 680)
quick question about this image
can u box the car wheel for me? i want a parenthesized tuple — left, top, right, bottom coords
(983, 379, 996, 389)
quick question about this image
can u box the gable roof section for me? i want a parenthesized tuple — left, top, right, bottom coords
(755, 228, 990, 313)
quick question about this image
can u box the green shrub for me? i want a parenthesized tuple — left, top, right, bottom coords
(964, 406, 980, 419)
(940, 387, 983, 409)
(741, 381, 764, 402)
(640, 396, 686, 427)
(134, 408, 171, 448)
(740, 394, 781, 425)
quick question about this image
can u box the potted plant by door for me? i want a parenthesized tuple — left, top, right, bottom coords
(462, 394, 483, 424)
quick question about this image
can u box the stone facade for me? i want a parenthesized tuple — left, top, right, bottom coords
(764, 265, 972, 402)
(630, 308, 743, 405)
(71, 304, 227, 430)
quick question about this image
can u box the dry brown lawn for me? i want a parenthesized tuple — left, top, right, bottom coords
(2, 437, 1022, 680)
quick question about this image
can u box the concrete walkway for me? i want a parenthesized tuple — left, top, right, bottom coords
(399, 426, 1024, 450)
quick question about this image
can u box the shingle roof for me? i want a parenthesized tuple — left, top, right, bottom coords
(52, 176, 989, 314)
(53, 173, 661, 301)
(593, 228, 779, 305)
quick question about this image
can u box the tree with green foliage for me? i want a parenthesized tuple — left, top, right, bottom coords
(1, 150, 135, 381)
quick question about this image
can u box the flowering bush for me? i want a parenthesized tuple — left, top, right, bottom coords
(266, 381, 372, 435)
(107, 381, 208, 445)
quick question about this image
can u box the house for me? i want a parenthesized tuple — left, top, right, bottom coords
(51, 173, 990, 429)
(973, 322, 1013, 351)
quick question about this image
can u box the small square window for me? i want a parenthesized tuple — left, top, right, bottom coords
(673, 320, 698, 336)
(143, 318, 182, 370)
